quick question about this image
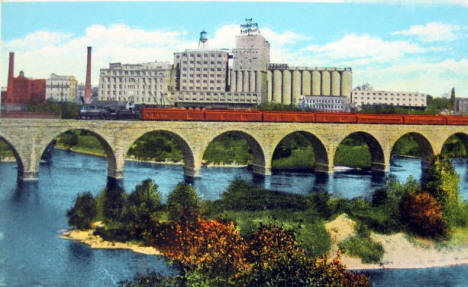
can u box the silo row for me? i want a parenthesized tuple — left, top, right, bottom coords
(230, 70, 262, 93)
(266, 69, 352, 104)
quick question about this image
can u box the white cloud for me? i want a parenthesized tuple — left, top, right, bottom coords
(303, 34, 431, 64)
(354, 58, 468, 97)
(0, 24, 309, 87)
(391, 22, 461, 42)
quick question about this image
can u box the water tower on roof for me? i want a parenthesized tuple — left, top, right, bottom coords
(198, 30, 208, 49)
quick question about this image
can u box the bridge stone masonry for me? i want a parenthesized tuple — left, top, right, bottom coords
(1, 118, 468, 181)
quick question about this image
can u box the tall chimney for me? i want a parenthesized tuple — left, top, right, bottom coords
(6, 52, 14, 102)
(85, 46, 92, 104)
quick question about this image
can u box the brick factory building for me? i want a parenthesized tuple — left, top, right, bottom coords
(2, 52, 46, 107)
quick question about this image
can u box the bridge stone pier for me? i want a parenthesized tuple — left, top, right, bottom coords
(1, 118, 468, 182)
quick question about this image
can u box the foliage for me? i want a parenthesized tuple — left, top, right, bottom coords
(422, 155, 459, 208)
(59, 131, 79, 148)
(215, 178, 309, 211)
(118, 272, 185, 287)
(339, 223, 384, 264)
(27, 100, 80, 119)
(102, 185, 127, 223)
(392, 134, 421, 157)
(308, 253, 372, 287)
(450, 88, 456, 111)
(256, 103, 302, 111)
(0, 139, 14, 159)
(334, 135, 372, 168)
(66, 192, 97, 230)
(203, 133, 253, 165)
(123, 179, 163, 239)
(167, 183, 201, 223)
(441, 135, 467, 158)
(154, 219, 248, 276)
(399, 192, 448, 238)
(127, 132, 183, 162)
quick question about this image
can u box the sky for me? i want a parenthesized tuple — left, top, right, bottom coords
(1, 1, 467, 97)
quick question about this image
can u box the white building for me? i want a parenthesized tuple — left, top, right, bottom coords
(98, 61, 172, 105)
(46, 73, 77, 102)
(351, 83, 427, 109)
(299, 95, 350, 112)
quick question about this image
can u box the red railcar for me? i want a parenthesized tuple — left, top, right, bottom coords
(315, 112, 357, 123)
(403, 114, 447, 125)
(205, 110, 262, 122)
(1, 111, 59, 119)
(444, 115, 468, 125)
(357, 114, 404, 124)
(141, 108, 204, 121)
(263, 111, 316, 122)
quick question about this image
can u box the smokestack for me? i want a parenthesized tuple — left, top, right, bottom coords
(85, 46, 92, 104)
(6, 52, 14, 102)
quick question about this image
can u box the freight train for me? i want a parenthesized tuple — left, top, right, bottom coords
(139, 108, 468, 125)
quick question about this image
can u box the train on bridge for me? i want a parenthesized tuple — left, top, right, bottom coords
(139, 108, 468, 125)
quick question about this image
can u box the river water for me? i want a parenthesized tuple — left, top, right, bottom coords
(0, 149, 467, 286)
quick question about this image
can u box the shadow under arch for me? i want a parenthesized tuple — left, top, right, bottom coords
(335, 131, 386, 172)
(391, 132, 434, 160)
(202, 130, 266, 175)
(126, 129, 196, 177)
(0, 134, 25, 180)
(37, 129, 117, 179)
(441, 132, 468, 158)
(272, 131, 329, 173)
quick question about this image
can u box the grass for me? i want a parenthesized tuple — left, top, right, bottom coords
(338, 223, 384, 264)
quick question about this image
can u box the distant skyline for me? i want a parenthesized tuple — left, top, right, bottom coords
(1, 1, 467, 97)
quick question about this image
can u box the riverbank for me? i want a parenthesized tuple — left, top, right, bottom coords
(55, 146, 248, 168)
(61, 222, 161, 256)
(62, 214, 468, 271)
(326, 214, 468, 270)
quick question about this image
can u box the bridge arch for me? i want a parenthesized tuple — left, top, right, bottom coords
(202, 130, 266, 175)
(126, 129, 196, 178)
(271, 131, 329, 173)
(391, 132, 435, 160)
(37, 128, 118, 180)
(335, 131, 386, 172)
(0, 134, 25, 180)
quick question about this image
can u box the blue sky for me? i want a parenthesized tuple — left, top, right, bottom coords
(1, 1, 467, 97)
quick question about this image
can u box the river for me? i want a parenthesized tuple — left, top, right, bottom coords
(0, 149, 467, 286)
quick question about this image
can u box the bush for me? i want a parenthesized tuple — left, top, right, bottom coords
(66, 192, 97, 230)
(399, 192, 448, 239)
(339, 234, 384, 264)
(167, 183, 200, 222)
(154, 219, 248, 275)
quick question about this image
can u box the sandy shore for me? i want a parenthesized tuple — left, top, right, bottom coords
(326, 214, 468, 270)
(61, 222, 161, 256)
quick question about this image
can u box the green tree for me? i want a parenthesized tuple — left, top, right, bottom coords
(66, 192, 97, 229)
(124, 179, 163, 239)
(102, 185, 127, 223)
(167, 182, 200, 222)
(450, 87, 456, 110)
(422, 155, 459, 208)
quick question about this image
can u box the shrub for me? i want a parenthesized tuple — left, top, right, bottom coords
(154, 219, 248, 276)
(66, 192, 97, 230)
(167, 183, 201, 222)
(399, 192, 448, 238)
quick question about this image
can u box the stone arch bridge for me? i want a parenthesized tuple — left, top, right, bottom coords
(1, 118, 468, 181)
